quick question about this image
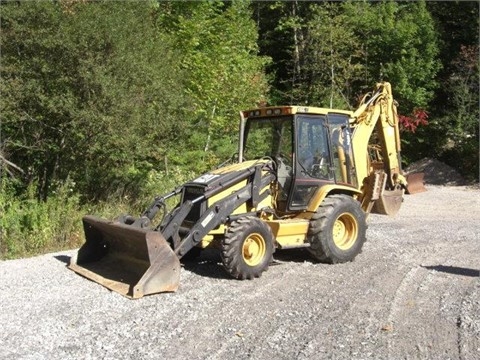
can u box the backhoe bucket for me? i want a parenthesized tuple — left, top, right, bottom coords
(69, 215, 181, 299)
(405, 172, 427, 194)
(372, 188, 404, 216)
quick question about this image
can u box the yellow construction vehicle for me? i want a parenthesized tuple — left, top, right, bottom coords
(69, 82, 418, 298)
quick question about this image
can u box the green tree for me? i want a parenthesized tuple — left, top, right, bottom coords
(256, 1, 440, 114)
(296, 2, 365, 108)
(157, 1, 270, 171)
(433, 45, 479, 181)
(360, 1, 440, 111)
(254, 1, 313, 104)
(424, 2, 479, 181)
(1, 1, 187, 201)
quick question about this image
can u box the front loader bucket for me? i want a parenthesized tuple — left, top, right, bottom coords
(405, 172, 427, 194)
(69, 215, 181, 299)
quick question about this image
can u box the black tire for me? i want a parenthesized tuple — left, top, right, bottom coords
(221, 217, 274, 280)
(307, 194, 367, 264)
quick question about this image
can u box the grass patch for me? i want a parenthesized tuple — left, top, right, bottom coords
(0, 167, 197, 260)
(0, 178, 84, 259)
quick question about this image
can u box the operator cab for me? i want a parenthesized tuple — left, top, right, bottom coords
(241, 106, 357, 213)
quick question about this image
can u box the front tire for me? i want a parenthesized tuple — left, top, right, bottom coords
(308, 194, 367, 263)
(221, 217, 274, 280)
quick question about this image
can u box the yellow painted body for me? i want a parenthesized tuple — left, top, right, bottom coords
(198, 160, 274, 247)
(200, 82, 405, 249)
(305, 184, 362, 214)
(351, 82, 406, 192)
(265, 219, 310, 248)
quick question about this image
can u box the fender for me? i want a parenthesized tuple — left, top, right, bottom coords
(305, 184, 362, 214)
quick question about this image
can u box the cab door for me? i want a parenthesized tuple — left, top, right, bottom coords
(286, 113, 357, 212)
(288, 115, 334, 211)
(327, 113, 357, 187)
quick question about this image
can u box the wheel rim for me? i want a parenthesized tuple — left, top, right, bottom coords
(332, 212, 358, 250)
(242, 233, 266, 266)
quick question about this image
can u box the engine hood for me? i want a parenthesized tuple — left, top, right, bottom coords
(185, 159, 271, 189)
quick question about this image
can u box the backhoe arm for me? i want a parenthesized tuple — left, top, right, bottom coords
(351, 82, 407, 216)
(352, 82, 407, 190)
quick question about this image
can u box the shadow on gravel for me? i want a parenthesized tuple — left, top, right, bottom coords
(422, 265, 479, 278)
(53, 249, 316, 281)
(181, 249, 231, 280)
(272, 248, 314, 264)
(54, 255, 71, 264)
(181, 248, 316, 279)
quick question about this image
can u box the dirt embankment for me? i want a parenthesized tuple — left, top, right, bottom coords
(1, 183, 479, 360)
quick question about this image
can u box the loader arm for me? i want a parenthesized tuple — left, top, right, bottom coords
(162, 163, 275, 257)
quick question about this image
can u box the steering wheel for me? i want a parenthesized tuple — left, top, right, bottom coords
(311, 155, 329, 178)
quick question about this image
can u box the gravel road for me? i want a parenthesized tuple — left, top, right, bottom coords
(1, 185, 479, 360)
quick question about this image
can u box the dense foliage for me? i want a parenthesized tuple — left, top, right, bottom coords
(0, 0, 478, 258)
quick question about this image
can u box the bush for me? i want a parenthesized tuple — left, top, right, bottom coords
(0, 177, 84, 259)
(0, 167, 202, 259)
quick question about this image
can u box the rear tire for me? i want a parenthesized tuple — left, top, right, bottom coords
(221, 217, 274, 280)
(308, 194, 366, 263)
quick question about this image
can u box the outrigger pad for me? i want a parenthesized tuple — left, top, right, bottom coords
(405, 172, 427, 194)
(69, 215, 181, 299)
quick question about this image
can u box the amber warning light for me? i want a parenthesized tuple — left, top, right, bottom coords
(244, 107, 292, 118)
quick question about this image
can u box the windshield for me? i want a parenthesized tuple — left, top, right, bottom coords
(243, 117, 293, 163)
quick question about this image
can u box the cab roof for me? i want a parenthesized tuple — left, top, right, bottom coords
(242, 106, 353, 118)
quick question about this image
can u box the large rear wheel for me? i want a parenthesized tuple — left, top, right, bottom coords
(308, 194, 366, 263)
(221, 217, 274, 279)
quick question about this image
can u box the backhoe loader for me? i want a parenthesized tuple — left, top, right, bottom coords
(69, 82, 423, 298)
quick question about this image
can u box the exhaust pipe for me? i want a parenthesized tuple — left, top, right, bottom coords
(69, 215, 181, 299)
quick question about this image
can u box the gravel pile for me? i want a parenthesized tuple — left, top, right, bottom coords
(405, 157, 467, 186)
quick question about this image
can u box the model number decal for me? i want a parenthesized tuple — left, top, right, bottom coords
(201, 212, 215, 228)
(193, 174, 220, 184)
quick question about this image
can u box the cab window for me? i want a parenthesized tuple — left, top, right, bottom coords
(296, 116, 332, 181)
